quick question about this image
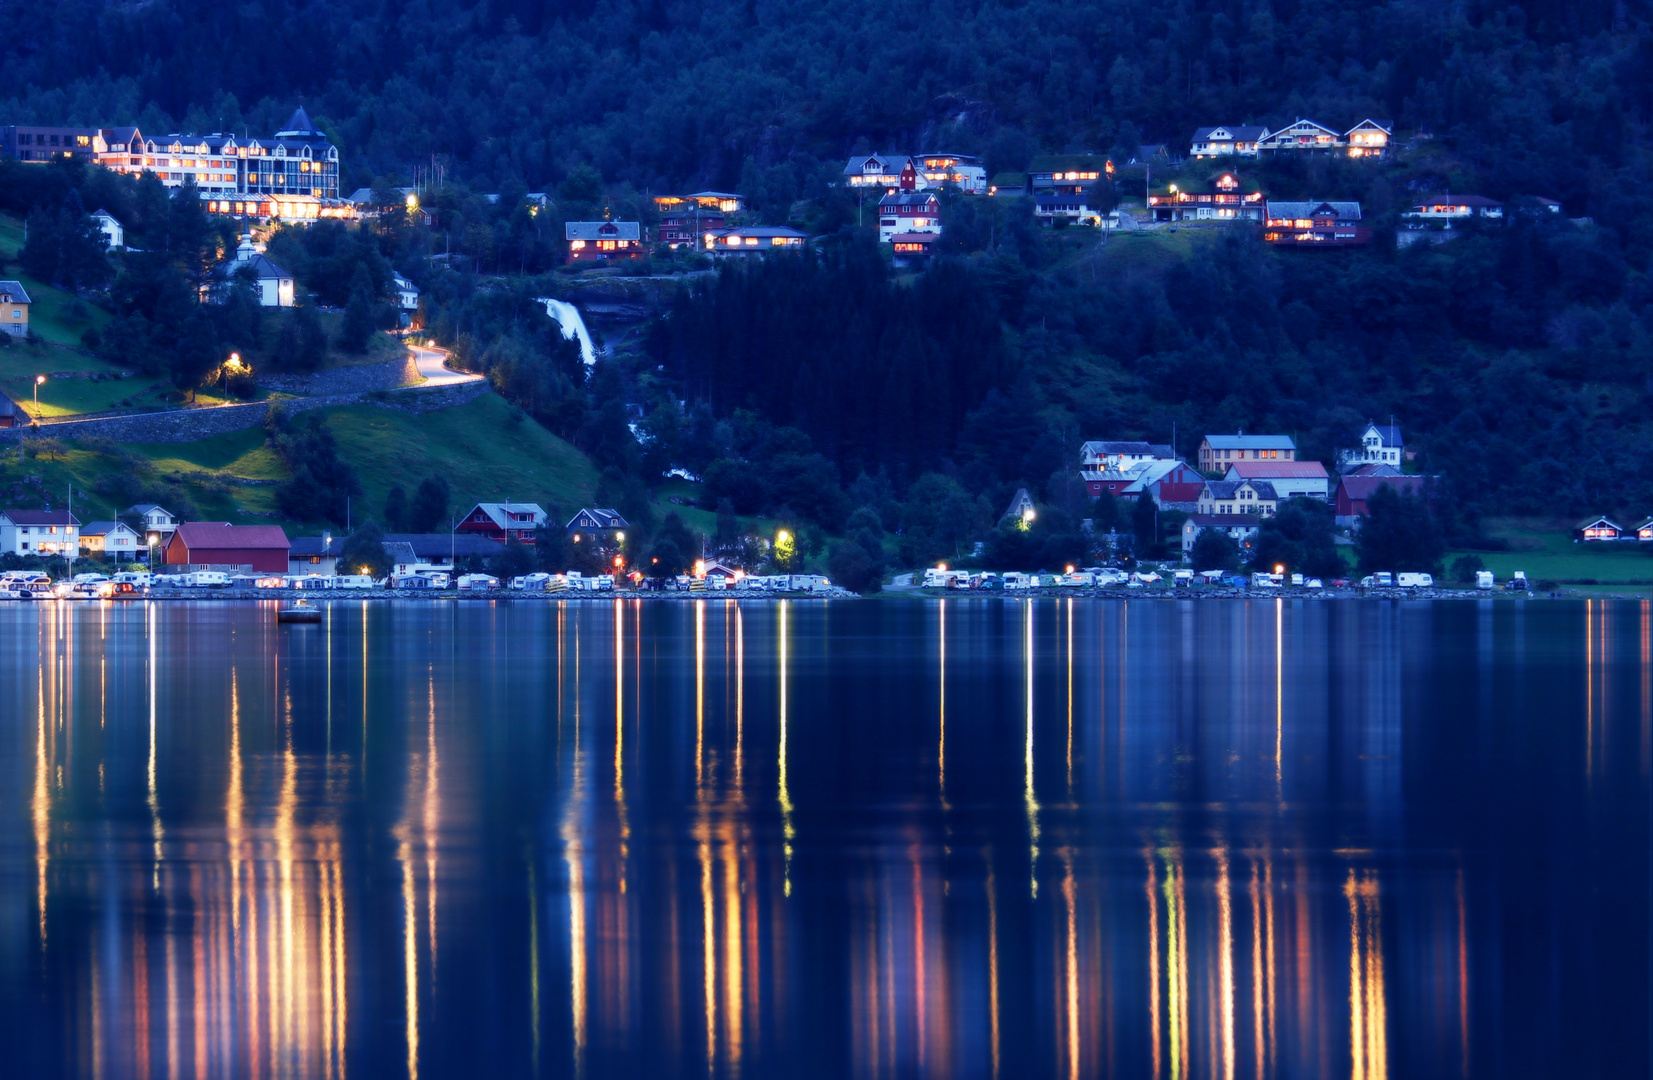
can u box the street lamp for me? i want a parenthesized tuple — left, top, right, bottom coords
(220, 352, 242, 400)
(33, 374, 45, 413)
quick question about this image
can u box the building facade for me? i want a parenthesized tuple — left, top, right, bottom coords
(878, 192, 941, 242)
(1199, 434, 1296, 472)
(1223, 460, 1331, 500)
(0, 281, 29, 338)
(566, 221, 643, 263)
(1147, 172, 1266, 222)
(458, 503, 549, 543)
(0, 510, 80, 556)
(1263, 201, 1371, 246)
(1189, 126, 1268, 158)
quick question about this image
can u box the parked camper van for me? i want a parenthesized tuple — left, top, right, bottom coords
(457, 574, 500, 591)
(186, 571, 232, 588)
(1396, 572, 1434, 588)
(1251, 571, 1283, 588)
(1476, 570, 1495, 590)
(336, 575, 377, 589)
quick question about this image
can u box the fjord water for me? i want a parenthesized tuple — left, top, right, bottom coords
(0, 599, 1646, 1079)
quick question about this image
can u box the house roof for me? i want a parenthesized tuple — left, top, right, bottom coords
(1081, 440, 1175, 460)
(171, 522, 290, 550)
(127, 503, 174, 518)
(1365, 422, 1404, 446)
(710, 227, 808, 240)
(226, 253, 293, 282)
(91, 208, 121, 224)
(381, 533, 506, 558)
(1264, 118, 1342, 137)
(288, 536, 342, 557)
(1337, 475, 1430, 500)
(383, 541, 418, 565)
(0, 280, 32, 304)
(1344, 463, 1402, 477)
(1344, 118, 1393, 134)
(843, 154, 913, 176)
(1266, 200, 1362, 219)
(1578, 515, 1623, 531)
(1192, 125, 1268, 142)
(1409, 195, 1502, 210)
(2, 509, 80, 526)
(466, 503, 549, 530)
(274, 106, 323, 138)
(80, 521, 135, 537)
(565, 508, 628, 530)
(1225, 460, 1329, 479)
(889, 232, 940, 245)
(879, 191, 939, 209)
(1203, 480, 1278, 500)
(566, 221, 641, 241)
(1204, 433, 1296, 450)
(1122, 460, 1190, 493)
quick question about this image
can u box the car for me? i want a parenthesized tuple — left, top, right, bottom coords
(1331, 578, 1351, 588)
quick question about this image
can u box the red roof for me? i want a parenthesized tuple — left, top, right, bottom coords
(171, 522, 290, 549)
(1337, 475, 1428, 500)
(1226, 461, 1329, 479)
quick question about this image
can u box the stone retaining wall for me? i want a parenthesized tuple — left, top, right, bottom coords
(0, 381, 490, 444)
(256, 354, 420, 396)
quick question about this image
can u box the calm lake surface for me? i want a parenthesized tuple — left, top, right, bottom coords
(0, 598, 1647, 1078)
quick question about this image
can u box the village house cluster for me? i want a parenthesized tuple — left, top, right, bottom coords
(0, 500, 652, 590)
(2, 107, 1568, 267)
(1073, 421, 1427, 559)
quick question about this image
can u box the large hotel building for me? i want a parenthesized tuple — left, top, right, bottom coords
(0, 107, 342, 218)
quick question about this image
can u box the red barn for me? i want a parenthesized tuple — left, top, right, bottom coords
(163, 522, 290, 572)
(1333, 475, 1430, 520)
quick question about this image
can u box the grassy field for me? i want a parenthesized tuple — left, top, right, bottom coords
(0, 215, 113, 350)
(1451, 517, 1653, 585)
(2, 394, 601, 535)
(323, 394, 599, 525)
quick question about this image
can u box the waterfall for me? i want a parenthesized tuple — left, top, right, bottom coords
(538, 298, 598, 367)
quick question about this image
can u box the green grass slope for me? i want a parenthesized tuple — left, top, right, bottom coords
(321, 394, 599, 526)
(2, 394, 599, 535)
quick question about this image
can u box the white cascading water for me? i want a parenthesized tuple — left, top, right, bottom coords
(538, 298, 598, 367)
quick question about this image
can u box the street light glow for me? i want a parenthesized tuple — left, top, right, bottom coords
(35, 374, 46, 385)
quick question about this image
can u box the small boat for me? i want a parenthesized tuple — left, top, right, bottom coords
(277, 600, 322, 625)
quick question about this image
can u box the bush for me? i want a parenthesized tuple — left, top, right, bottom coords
(1450, 554, 1486, 582)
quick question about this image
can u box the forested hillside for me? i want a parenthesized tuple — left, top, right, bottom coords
(3, 0, 1650, 208)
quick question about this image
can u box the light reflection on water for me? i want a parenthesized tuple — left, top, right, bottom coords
(0, 597, 1645, 1078)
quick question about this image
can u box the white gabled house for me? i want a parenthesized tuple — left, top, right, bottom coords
(1338, 422, 1405, 471)
(0, 509, 81, 556)
(79, 521, 141, 561)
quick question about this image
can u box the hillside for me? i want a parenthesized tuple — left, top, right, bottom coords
(1, 394, 600, 535)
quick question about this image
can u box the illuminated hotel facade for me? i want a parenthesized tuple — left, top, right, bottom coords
(1, 107, 342, 217)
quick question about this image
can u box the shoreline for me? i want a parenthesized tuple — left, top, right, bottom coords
(0, 586, 1614, 603)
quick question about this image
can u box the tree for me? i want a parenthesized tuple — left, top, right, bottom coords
(384, 484, 409, 531)
(1131, 491, 1159, 558)
(493, 539, 535, 579)
(1450, 554, 1487, 582)
(339, 521, 392, 578)
(829, 539, 881, 593)
(1249, 497, 1344, 578)
(1356, 484, 1447, 574)
(272, 412, 362, 525)
(1190, 527, 1240, 572)
(341, 287, 375, 352)
(407, 475, 450, 533)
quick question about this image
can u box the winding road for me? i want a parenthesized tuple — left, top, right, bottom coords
(410, 343, 483, 387)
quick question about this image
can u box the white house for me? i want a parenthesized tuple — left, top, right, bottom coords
(1190, 126, 1268, 158)
(219, 238, 295, 307)
(1338, 422, 1405, 471)
(843, 154, 925, 191)
(878, 191, 941, 242)
(90, 208, 124, 249)
(393, 273, 420, 311)
(80, 520, 141, 561)
(1182, 514, 1262, 558)
(1080, 440, 1178, 473)
(0, 509, 81, 556)
(126, 503, 178, 546)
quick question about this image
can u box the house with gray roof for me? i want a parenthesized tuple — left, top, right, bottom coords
(1190, 125, 1269, 158)
(1338, 421, 1405, 472)
(0, 280, 30, 338)
(1199, 433, 1296, 473)
(565, 220, 643, 264)
(1198, 480, 1279, 517)
(1263, 200, 1371, 246)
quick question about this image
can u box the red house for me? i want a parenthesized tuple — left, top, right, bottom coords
(1333, 475, 1430, 521)
(163, 522, 290, 572)
(456, 502, 548, 543)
